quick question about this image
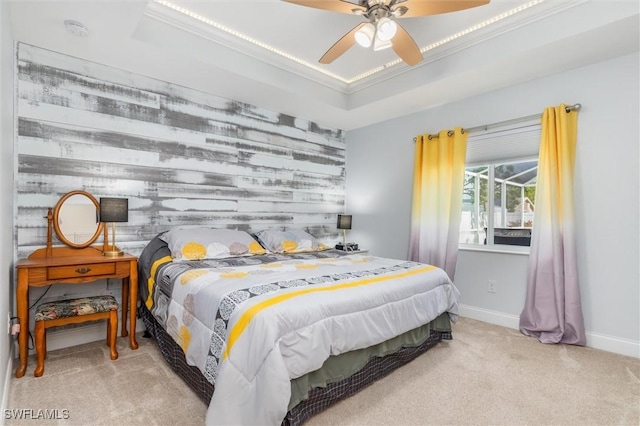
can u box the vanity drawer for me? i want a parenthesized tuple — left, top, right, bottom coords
(48, 263, 116, 280)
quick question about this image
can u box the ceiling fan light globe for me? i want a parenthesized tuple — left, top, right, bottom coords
(373, 36, 393, 51)
(355, 22, 375, 47)
(377, 17, 397, 41)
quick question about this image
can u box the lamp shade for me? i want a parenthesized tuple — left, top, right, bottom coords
(99, 198, 128, 223)
(337, 214, 352, 230)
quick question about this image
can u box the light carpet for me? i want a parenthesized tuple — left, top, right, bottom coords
(6, 317, 639, 425)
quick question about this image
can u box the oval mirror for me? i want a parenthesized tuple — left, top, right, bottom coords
(53, 190, 103, 248)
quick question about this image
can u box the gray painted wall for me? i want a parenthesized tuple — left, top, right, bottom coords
(346, 53, 640, 356)
(1, 0, 14, 411)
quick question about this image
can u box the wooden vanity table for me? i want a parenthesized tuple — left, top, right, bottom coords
(14, 190, 138, 378)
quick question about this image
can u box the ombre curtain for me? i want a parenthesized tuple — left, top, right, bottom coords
(519, 104, 586, 345)
(409, 128, 467, 280)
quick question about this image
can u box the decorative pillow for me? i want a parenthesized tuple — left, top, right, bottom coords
(160, 228, 267, 261)
(254, 229, 329, 254)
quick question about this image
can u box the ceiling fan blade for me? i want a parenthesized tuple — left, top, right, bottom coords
(396, 0, 490, 18)
(392, 23, 423, 66)
(282, 0, 366, 15)
(319, 22, 366, 64)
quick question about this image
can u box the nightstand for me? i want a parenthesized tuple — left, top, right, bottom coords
(337, 249, 369, 254)
(15, 248, 139, 378)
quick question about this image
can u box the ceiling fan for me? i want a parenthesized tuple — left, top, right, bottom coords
(283, 0, 490, 66)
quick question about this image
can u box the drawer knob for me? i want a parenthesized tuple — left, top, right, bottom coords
(75, 267, 92, 274)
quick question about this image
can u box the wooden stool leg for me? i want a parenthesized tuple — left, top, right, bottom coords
(108, 310, 118, 360)
(34, 321, 46, 377)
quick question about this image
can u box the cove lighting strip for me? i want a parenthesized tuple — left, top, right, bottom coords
(350, 0, 546, 81)
(154, 0, 545, 85)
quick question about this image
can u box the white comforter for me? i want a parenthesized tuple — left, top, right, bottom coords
(162, 253, 459, 425)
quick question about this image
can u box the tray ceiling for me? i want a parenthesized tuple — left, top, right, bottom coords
(8, 0, 639, 130)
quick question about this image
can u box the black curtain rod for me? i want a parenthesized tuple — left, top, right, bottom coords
(413, 103, 582, 142)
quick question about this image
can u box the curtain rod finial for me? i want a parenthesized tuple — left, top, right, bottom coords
(566, 103, 582, 113)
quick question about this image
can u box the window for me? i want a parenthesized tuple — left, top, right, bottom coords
(459, 121, 541, 248)
(460, 159, 537, 246)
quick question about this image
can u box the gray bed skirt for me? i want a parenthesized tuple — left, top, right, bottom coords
(140, 305, 452, 425)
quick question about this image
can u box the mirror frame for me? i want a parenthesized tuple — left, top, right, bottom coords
(52, 190, 104, 249)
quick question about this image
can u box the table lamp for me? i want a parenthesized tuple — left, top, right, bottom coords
(337, 214, 352, 247)
(99, 197, 128, 257)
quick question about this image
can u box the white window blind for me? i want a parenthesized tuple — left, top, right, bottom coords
(465, 122, 541, 165)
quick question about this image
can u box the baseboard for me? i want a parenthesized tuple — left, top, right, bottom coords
(458, 304, 640, 358)
(2, 345, 13, 417)
(47, 319, 147, 353)
(458, 304, 520, 330)
(45, 323, 115, 352)
(585, 331, 640, 359)
(11, 319, 146, 356)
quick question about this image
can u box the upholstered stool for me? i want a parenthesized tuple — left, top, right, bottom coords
(34, 295, 119, 377)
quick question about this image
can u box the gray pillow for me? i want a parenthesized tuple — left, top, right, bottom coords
(160, 228, 267, 261)
(254, 229, 328, 253)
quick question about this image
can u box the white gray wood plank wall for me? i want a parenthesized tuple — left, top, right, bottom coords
(16, 43, 346, 259)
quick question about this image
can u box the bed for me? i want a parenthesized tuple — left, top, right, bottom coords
(137, 228, 460, 425)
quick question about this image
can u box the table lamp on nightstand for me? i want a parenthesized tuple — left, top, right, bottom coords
(100, 197, 128, 257)
(336, 214, 357, 251)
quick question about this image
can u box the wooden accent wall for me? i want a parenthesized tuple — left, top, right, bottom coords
(16, 43, 346, 258)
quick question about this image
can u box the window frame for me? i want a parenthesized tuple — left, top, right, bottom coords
(458, 156, 538, 254)
(460, 159, 539, 255)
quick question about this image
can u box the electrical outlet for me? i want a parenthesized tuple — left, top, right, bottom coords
(8, 316, 20, 336)
(487, 280, 497, 293)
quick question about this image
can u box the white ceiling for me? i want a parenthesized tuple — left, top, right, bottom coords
(8, 0, 640, 130)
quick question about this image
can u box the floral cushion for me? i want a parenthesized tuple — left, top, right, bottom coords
(35, 295, 118, 321)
